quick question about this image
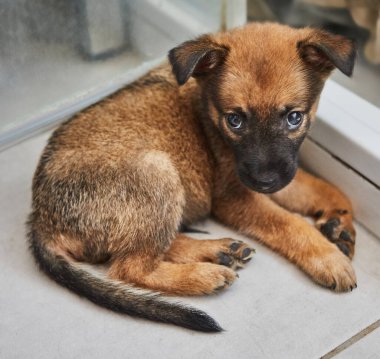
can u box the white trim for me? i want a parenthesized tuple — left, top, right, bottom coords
(311, 80, 380, 187)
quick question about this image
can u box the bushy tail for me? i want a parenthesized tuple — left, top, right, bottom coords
(28, 230, 222, 332)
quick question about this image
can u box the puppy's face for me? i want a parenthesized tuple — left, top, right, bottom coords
(169, 23, 355, 193)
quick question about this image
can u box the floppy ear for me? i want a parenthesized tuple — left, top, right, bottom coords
(168, 35, 229, 85)
(297, 30, 356, 77)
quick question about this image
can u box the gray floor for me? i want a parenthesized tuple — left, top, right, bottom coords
(1, 131, 379, 359)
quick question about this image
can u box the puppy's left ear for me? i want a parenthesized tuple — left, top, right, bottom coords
(168, 35, 229, 85)
(297, 30, 356, 77)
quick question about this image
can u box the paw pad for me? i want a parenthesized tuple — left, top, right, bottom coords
(317, 211, 355, 259)
(320, 217, 340, 238)
(229, 242, 243, 251)
(219, 253, 233, 266)
(336, 242, 350, 257)
(216, 239, 255, 269)
(339, 230, 354, 243)
(314, 210, 324, 219)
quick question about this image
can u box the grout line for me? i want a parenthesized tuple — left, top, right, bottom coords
(320, 319, 380, 359)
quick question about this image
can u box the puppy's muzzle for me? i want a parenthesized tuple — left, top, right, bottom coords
(238, 162, 297, 194)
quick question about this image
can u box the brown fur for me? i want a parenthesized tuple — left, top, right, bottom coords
(28, 23, 357, 331)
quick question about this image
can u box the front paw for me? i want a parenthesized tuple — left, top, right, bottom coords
(304, 246, 357, 292)
(315, 209, 356, 259)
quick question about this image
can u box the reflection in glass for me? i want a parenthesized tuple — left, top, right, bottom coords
(248, 0, 380, 107)
(0, 0, 223, 142)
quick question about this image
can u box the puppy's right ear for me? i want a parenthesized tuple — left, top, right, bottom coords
(297, 29, 356, 77)
(168, 35, 229, 85)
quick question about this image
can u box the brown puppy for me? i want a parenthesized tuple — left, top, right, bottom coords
(28, 23, 357, 332)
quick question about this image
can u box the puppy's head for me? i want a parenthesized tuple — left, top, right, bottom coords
(169, 23, 355, 193)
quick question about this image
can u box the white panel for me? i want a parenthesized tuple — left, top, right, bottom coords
(313, 80, 380, 186)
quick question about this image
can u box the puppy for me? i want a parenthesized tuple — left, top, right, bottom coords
(28, 23, 357, 332)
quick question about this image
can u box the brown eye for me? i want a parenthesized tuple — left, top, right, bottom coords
(226, 113, 243, 129)
(287, 111, 303, 129)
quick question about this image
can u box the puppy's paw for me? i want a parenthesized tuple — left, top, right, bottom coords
(216, 239, 255, 270)
(315, 209, 356, 259)
(188, 263, 238, 295)
(165, 236, 255, 270)
(304, 247, 357, 292)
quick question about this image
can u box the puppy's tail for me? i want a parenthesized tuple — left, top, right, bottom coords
(28, 230, 222, 333)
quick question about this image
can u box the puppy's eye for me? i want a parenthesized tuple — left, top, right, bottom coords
(286, 111, 303, 130)
(226, 113, 243, 129)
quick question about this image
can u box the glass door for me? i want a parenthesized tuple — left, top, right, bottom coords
(248, 0, 380, 107)
(0, 0, 246, 149)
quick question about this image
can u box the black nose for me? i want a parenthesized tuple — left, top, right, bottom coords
(255, 176, 276, 190)
(253, 176, 277, 191)
(239, 162, 281, 192)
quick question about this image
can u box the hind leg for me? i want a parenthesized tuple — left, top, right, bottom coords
(109, 255, 237, 295)
(164, 234, 255, 270)
(104, 150, 237, 295)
